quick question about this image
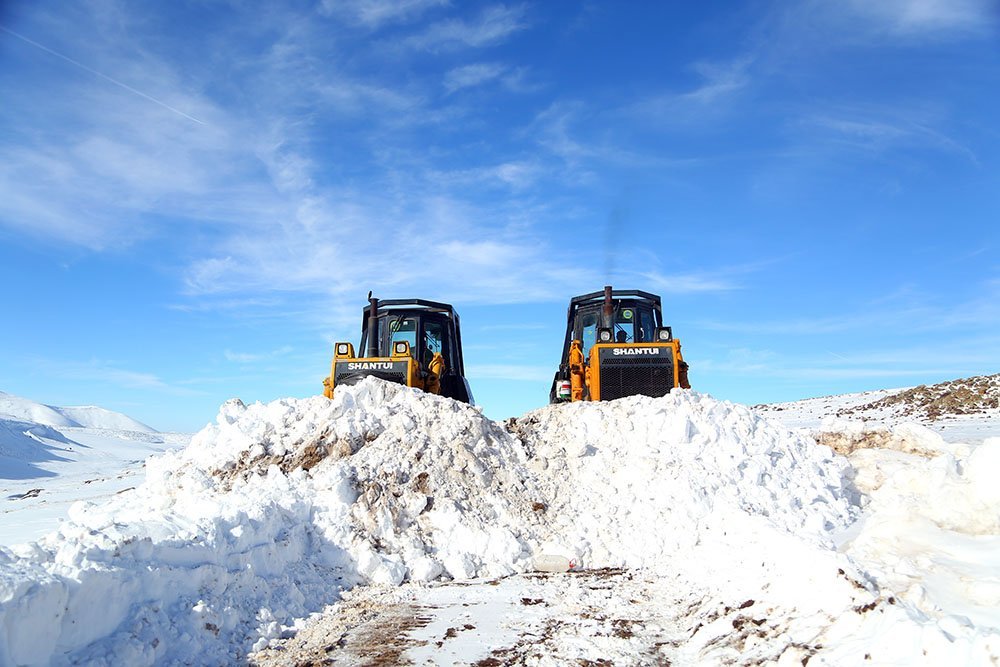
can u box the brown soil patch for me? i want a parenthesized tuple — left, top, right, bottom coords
(838, 374, 999, 421)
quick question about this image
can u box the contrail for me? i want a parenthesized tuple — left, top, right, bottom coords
(0, 24, 206, 125)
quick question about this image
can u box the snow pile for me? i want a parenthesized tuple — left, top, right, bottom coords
(1, 379, 998, 665)
(815, 418, 970, 459)
(0, 381, 538, 665)
(511, 391, 859, 567)
(512, 394, 1000, 665)
(841, 433, 1000, 631)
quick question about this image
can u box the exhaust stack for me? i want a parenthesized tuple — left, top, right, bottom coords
(601, 285, 614, 329)
(366, 293, 379, 358)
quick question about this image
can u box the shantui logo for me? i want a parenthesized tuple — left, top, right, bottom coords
(611, 347, 660, 356)
(345, 362, 396, 370)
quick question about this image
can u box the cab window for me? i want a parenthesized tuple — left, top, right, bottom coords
(614, 308, 635, 343)
(579, 311, 598, 358)
(639, 309, 655, 343)
(387, 317, 417, 351)
(424, 320, 445, 366)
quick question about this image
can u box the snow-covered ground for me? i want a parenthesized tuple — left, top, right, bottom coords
(755, 374, 1000, 445)
(1, 391, 188, 545)
(0, 379, 997, 665)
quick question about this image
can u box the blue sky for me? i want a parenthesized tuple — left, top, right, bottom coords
(1, 0, 998, 432)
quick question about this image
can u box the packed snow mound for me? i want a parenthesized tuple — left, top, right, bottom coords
(177, 380, 540, 583)
(0, 381, 539, 665)
(509, 391, 860, 568)
(815, 419, 969, 459)
(1, 379, 994, 665)
(0, 390, 155, 432)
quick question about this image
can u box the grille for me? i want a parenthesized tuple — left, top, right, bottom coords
(598, 356, 674, 400)
(334, 363, 408, 388)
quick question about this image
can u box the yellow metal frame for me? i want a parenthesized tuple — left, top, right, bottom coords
(567, 339, 687, 401)
(323, 340, 446, 399)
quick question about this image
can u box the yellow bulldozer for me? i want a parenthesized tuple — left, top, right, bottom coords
(323, 294, 474, 404)
(550, 286, 690, 403)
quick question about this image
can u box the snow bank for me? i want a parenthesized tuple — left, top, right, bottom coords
(512, 391, 859, 568)
(0, 381, 537, 665)
(842, 435, 1000, 631)
(1, 380, 997, 665)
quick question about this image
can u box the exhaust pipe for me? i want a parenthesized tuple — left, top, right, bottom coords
(366, 292, 379, 358)
(601, 285, 614, 329)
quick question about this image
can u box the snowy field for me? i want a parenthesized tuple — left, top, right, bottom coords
(0, 379, 997, 665)
(1, 392, 189, 546)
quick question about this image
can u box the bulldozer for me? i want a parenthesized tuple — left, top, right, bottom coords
(550, 286, 690, 403)
(323, 294, 474, 404)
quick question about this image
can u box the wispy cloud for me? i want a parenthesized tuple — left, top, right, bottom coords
(843, 0, 998, 37)
(626, 56, 753, 127)
(681, 58, 754, 106)
(0, 26, 205, 124)
(223, 346, 294, 364)
(698, 280, 1000, 336)
(638, 270, 742, 294)
(799, 108, 979, 164)
(401, 4, 528, 51)
(30, 358, 206, 396)
(319, 0, 448, 28)
(443, 62, 507, 93)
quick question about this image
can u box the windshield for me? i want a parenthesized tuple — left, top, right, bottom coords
(387, 316, 417, 350)
(572, 303, 658, 356)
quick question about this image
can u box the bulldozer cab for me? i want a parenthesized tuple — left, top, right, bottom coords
(325, 297, 474, 404)
(571, 300, 660, 360)
(551, 286, 689, 403)
(362, 308, 456, 377)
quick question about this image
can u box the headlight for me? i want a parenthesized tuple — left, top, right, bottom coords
(393, 341, 410, 355)
(598, 328, 612, 343)
(656, 327, 672, 341)
(336, 342, 350, 355)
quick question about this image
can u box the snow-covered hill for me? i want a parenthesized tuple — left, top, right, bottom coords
(755, 373, 1000, 445)
(0, 390, 186, 545)
(0, 390, 155, 432)
(1, 379, 997, 666)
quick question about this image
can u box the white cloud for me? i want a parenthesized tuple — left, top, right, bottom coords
(638, 271, 741, 294)
(626, 57, 753, 127)
(444, 62, 507, 93)
(800, 108, 979, 163)
(844, 0, 997, 36)
(30, 358, 206, 396)
(682, 58, 753, 105)
(224, 347, 294, 363)
(401, 4, 528, 51)
(320, 0, 449, 28)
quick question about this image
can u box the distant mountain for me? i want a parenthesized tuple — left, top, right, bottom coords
(0, 391, 79, 428)
(55, 405, 156, 433)
(0, 391, 155, 433)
